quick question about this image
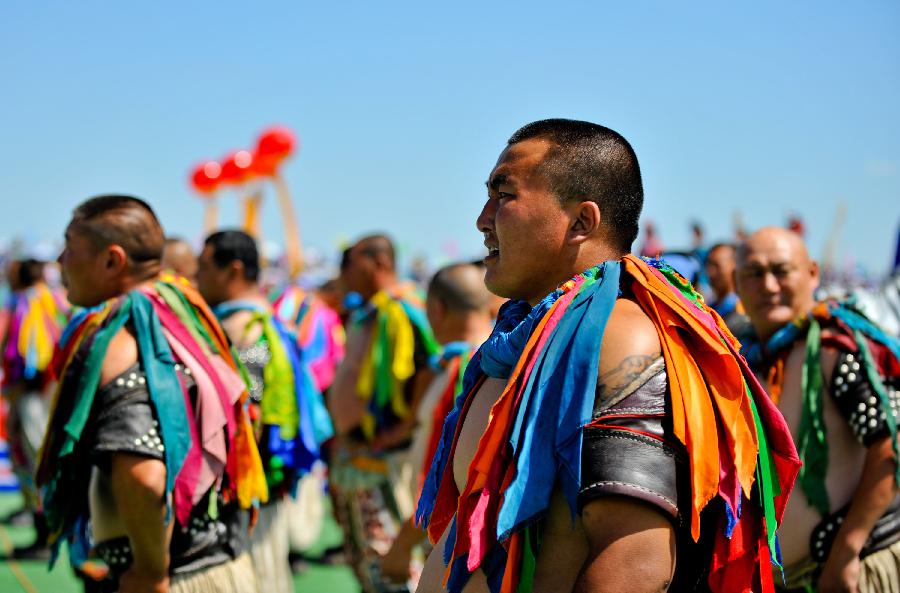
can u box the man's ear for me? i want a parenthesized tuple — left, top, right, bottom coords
(809, 259, 820, 291)
(227, 260, 246, 282)
(568, 200, 602, 245)
(106, 245, 129, 275)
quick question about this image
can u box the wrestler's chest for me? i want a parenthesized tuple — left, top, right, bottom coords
(453, 378, 507, 491)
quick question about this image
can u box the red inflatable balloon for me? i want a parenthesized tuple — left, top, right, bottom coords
(253, 126, 297, 176)
(190, 160, 222, 195)
(219, 150, 256, 185)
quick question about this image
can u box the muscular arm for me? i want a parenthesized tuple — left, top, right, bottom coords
(99, 328, 171, 592)
(372, 367, 436, 450)
(327, 322, 371, 435)
(819, 436, 898, 593)
(417, 524, 450, 593)
(575, 298, 675, 592)
(575, 497, 675, 593)
(111, 455, 171, 593)
(818, 346, 899, 592)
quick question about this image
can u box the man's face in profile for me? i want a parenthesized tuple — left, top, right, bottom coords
(476, 139, 572, 304)
(196, 244, 232, 307)
(58, 224, 109, 307)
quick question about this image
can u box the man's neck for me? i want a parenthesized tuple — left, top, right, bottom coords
(366, 274, 400, 301)
(223, 285, 268, 309)
(713, 289, 734, 303)
(441, 314, 493, 348)
(525, 251, 623, 306)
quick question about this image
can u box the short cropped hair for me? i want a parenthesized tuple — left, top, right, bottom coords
(15, 259, 45, 288)
(355, 234, 396, 269)
(204, 230, 260, 282)
(428, 263, 490, 314)
(70, 195, 165, 263)
(508, 119, 644, 252)
(707, 242, 736, 256)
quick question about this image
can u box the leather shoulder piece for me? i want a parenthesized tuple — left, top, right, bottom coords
(830, 350, 899, 446)
(579, 427, 684, 521)
(90, 363, 166, 464)
(810, 495, 900, 563)
(581, 363, 687, 523)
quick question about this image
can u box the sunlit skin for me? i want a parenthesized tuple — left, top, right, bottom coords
(196, 244, 236, 308)
(340, 239, 396, 301)
(161, 240, 198, 285)
(196, 242, 267, 351)
(734, 227, 819, 342)
(418, 138, 676, 593)
(58, 214, 170, 593)
(58, 225, 159, 308)
(705, 244, 737, 302)
(736, 226, 898, 593)
(477, 139, 599, 305)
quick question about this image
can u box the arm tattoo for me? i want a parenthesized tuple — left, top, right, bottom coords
(596, 353, 663, 406)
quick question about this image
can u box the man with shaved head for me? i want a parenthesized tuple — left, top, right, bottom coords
(380, 262, 495, 586)
(161, 237, 198, 285)
(38, 195, 265, 593)
(737, 226, 900, 593)
(328, 233, 438, 593)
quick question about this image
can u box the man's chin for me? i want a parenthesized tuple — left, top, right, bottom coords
(67, 290, 102, 309)
(484, 271, 513, 300)
(758, 307, 796, 330)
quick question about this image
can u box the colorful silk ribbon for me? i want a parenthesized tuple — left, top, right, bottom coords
(1, 283, 68, 386)
(272, 285, 345, 391)
(742, 299, 900, 517)
(417, 255, 800, 593)
(214, 299, 334, 492)
(350, 283, 439, 440)
(36, 278, 267, 566)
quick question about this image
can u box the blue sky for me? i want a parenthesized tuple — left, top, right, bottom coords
(1, 1, 898, 275)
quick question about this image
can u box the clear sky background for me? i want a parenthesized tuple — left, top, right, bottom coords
(2, 1, 898, 275)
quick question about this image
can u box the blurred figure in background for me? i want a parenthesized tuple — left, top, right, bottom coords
(0, 257, 67, 559)
(328, 233, 438, 593)
(737, 226, 900, 593)
(161, 237, 198, 285)
(704, 242, 753, 341)
(39, 196, 266, 593)
(380, 262, 494, 588)
(198, 229, 333, 593)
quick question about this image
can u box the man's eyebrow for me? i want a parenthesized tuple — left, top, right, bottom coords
(486, 173, 509, 191)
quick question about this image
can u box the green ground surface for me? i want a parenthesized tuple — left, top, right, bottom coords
(0, 491, 360, 593)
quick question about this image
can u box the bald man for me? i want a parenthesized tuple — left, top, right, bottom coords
(161, 237, 198, 285)
(380, 263, 495, 586)
(737, 227, 900, 593)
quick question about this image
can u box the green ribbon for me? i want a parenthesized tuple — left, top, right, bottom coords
(854, 329, 900, 487)
(797, 318, 830, 516)
(747, 382, 782, 568)
(250, 312, 300, 439)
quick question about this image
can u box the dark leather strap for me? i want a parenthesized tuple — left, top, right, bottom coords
(809, 495, 900, 563)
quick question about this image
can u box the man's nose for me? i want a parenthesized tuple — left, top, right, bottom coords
(476, 199, 496, 233)
(762, 271, 780, 293)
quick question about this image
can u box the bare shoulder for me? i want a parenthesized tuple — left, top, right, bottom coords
(596, 298, 662, 398)
(221, 310, 260, 348)
(100, 327, 139, 388)
(818, 345, 841, 387)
